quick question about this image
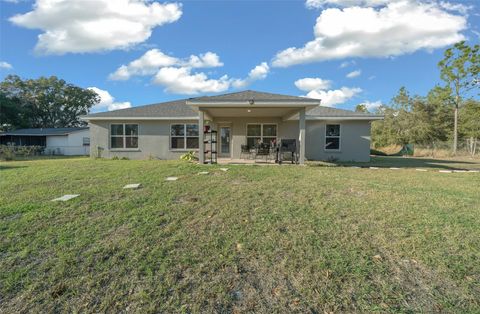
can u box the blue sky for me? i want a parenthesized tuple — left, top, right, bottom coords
(0, 0, 479, 112)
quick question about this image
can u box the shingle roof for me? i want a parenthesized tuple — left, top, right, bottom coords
(191, 90, 320, 103)
(306, 106, 381, 117)
(83, 90, 381, 119)
(0, 127, 88, 136)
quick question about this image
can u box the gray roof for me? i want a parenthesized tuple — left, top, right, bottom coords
(191, 90, 320, 103)
(84, 90, 381, 119)
(0, 127, 88, 136)
(306, 106, 381, 117)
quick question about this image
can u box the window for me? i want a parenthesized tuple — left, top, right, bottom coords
(82, 137, 90, 146)
(110, 124, 138, 149)
(171, 124, 199, 150)
(246, 124, 277, 147)
(325, 124, 340, 150)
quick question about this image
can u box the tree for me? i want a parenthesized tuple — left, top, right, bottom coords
(459, 100, 480, 156)
(355, 104, 368, 113)
(438, 41, 480, 154)
(0, 75, 100, 128)
(0, 92, 31, 131)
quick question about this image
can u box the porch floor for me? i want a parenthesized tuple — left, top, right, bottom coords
(216, 158, 298, 165)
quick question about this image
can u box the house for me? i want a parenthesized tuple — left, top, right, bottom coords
(0, 127, 90, 156)
(82, 90, 383, 163)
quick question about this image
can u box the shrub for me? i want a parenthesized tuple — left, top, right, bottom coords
(180, 151, 197, 162)
(111, 156, 120, 160)
(120, 157, 129, 160)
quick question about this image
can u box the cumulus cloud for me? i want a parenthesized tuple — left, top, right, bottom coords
(153, 67, 231, 95)
(339, 60, 355, 68)
(346, 69, 361, 78)
(0, 61, 13, 70)
(109, 50, 223, 81)
(295, 77, 332, 91)
(359, 100, 383, 111)
(306, 87, 362, 107)
(295, 77, 361, 107)
(273, 0, 466, 67)
(88, 87, 132, 112)
(9, 0, 182, 55)
(232, 62, 270, 89)
(306, 0, 391, 9)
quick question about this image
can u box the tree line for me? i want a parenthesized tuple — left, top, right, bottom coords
(357, 41, 480, 155)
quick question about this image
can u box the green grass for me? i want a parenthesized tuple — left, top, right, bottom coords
(1, 157, 480, 313)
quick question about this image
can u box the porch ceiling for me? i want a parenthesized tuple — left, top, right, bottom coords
(202, 107, 300, 118)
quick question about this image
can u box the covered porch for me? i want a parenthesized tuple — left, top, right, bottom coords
(186, 96, 319, 165)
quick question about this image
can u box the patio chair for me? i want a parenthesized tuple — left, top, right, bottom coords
(255, 143, 271, 163)
(240, 144, 251, 159)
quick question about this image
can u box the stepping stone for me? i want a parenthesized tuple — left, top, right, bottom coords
(52, 194, 79, 202)
(453, 170, 468, 173)
(390, 167, 400, 170)
(439, 170, 452, 173)
(123, 183, 142, 189)
(369, 167, 379, 169)
(416, 169, 427, 172)
(469, 170, 479, 173)
(219, 168, 229, 172)
(350, 166, 361, 168)
(198, 171, 209, 175)
(165, 177, 178, 181)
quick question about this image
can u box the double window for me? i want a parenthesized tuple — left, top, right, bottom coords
(246, 124, 277, 147)
(111, 124, 138, 149)
(325, 124, 340, 150)
(171, 124, 199, 150)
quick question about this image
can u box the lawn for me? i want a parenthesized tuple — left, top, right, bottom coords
(1, 157, 480, 313)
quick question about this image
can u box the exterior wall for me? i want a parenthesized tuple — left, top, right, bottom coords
(89, 120, 197, 159)
(88, 119, 372, 161)
(45, 129, 90, 155)
(305, 120, 372, 162)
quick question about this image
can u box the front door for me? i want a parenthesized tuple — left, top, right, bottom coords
(219, 126, 231, 158)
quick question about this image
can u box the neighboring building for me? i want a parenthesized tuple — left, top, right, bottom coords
(82, 90, 383, 163)
(0, 127, 90, 156)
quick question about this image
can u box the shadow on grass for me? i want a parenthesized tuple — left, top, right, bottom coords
(0, 165, 28, 171)
(336, 156, 480, 170)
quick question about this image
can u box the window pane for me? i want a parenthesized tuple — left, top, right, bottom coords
(247, 137, 261, 148)
(125, 137, 138, 148)
(326, 124, 340, 137)
(186, 124, 199, 136)
(247, 124, 261, 136)
(171, 137, 185, 149)
(125, 124, 138, 136)
(171, 124, 185, 136)
(186, 137, 199, 149)
(111, 136, 123, 148)
(325, 137, 340, 150)
(263, 124, 277, 137)
(111, 124, 124, 136)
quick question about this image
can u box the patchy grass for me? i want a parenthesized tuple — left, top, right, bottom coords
(1, 157, 480, 313)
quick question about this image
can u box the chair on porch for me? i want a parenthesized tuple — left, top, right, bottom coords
(240, 144, 252, 159)
(254, 143, 271, 163)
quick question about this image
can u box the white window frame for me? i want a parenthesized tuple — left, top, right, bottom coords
(324, 124, 341, 151)
(110, 123, 139, 150)
(246, 123, 278, 146)
(170, 123, 199, 151)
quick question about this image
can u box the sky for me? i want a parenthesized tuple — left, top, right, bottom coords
(0, 0, 479, 112)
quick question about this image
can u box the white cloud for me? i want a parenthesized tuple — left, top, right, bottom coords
(0, 61, 13, 70)
(439, 1, 472, 15)
(294, 77, 332, 91)
(305, 87, 362, 107)
(232, 62, 270, 88)
(346, 69, 361, 78)
(339, 60, 355, 68)
(273, 0, 466, 67)
(88, 87, 132, 112)
(359, 100, 383, 111)
(109, 49, 223, 81)
(10, 0, 182, 55)
(306, 0, 391, 9)
(153, 67, 231, 95)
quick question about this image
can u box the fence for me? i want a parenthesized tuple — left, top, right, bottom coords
(411, 139, 478, 158)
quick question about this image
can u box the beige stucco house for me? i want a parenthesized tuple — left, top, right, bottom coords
(83, 90, 383, 163)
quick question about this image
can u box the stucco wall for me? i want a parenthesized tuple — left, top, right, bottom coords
(88, 119, 372, 161)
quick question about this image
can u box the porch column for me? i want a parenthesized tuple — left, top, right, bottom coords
(299, 107, 306, 164)
(199, 110, 205, 164)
